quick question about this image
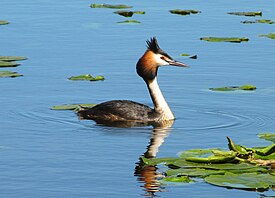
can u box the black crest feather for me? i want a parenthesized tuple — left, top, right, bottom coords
(146, 37, 161, 54)
(146, 37, 172, 59)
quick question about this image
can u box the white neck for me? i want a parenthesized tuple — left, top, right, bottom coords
(146, 78, 175, 121)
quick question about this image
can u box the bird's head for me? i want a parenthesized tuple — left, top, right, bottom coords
(136, 37, 188, 80)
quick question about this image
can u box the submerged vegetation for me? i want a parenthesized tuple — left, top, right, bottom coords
(68, 74, 104, 81)
(0, 71, 23, 78)
(169, 9, 201, 15)
(141, 134, 275, 191)
(209, 84, 256, 91)
(200, 37, 249, 43)
(227, 11, 262, 17)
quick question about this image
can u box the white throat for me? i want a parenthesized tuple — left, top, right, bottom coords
(147, 78, 175, 121)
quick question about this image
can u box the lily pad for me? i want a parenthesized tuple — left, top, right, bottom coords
(242, 19, 275, 24)
(161, 176, 194, 183)
(0, 20, 9, 25)
(51, 104, 96, 111)
(0, 71, 23, 78)
(90, 4, 132, 9)
(134, 11, 145, 15)
(200, 37, 249, 43)
(227, 11, 262, 17)
(205, 172, 275, 190)
(114, 10, 134, 17)
(117, 20, 141, 24)
(259, 33, 275, 39)
(258, 133, 275, 143)
(68, 74, 105, 81)
(0, 61, 20, 67)
(166, 168, 226, 177)
(170, 9, 201, 15)
(209, 84, 256, 91)
(0, 56, 27, 62)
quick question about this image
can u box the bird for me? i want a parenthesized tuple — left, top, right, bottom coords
(77, 37, 188, 126)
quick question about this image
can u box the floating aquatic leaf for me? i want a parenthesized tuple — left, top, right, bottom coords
(0, 71, 23, 78)
(189, 55, 197, 59)
(51, 104, 96, 111)
(0, 61, 20, 67)
(185, 153, 236, 164)
(90, 4, 132, 9)
(141, 156, 179, 166)
(0, 56, 27, 62)
(170, 9, 201, 15)
(161, 176, 194, 183)
(166, 168, 225, 177)
(134, 11, 145, 15)
(180, 54, 190, 56)
(117, 20, 140, 24)
(209, 84, 256, 91)
(114, 10, 145, 17)
(228, 11, 262, 17)
(200, 37, 249, 43)
(114, 10, 134, 17)
(205, 172, 275, 190)
(259, 33, 275, 39)
(242, 19, 275, 24)
(0, 20, 9, 25)
(68, 74, 104, 81)
(258, 133, 275, 143)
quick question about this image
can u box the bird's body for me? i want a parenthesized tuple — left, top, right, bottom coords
(77, 37, 188, 125)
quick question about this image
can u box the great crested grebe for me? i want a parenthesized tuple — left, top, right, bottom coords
(77, 37, 188, 124)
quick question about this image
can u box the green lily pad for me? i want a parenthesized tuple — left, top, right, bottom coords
(166, 168, 226, 177)
(242, 19, 275, 24)
(200, 37, 249, 43)
(114, 10, 134, 17)
(259, 33, 275, 39)
(161, 176, 194, 183)
(0, 71, 23, 78)
(0, 56, 27, 62)
(209, 84, 256, 91)
(258, 133, 275, 143)
(117, 20, 141, 24)
(68, 74, 104, 81)
(141, 156, 179, 166)
(204, 172, 275, 189)
(134, 11, 145, 15)
(51, 104, 96, 111)
(180, 54, 190, 56)
(227, 11, 262, 17)
(90, 4, 132, 9)
(0, 20, 9, 25)
(0, 61, 20, 67)
(170, 9, 201, 15)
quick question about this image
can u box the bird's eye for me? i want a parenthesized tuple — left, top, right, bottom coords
(160, 56, 165, 60)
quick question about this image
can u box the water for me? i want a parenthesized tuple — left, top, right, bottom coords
(1, 0, 275, 197)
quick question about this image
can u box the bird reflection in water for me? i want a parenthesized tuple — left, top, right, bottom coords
(135, 120, 174, 197)
(78, 116, 174, 197)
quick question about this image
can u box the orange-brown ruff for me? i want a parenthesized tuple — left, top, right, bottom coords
(77, 37, 188, 125)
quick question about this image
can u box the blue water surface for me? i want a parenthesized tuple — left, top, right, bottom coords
(1, 0, 275, 197)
